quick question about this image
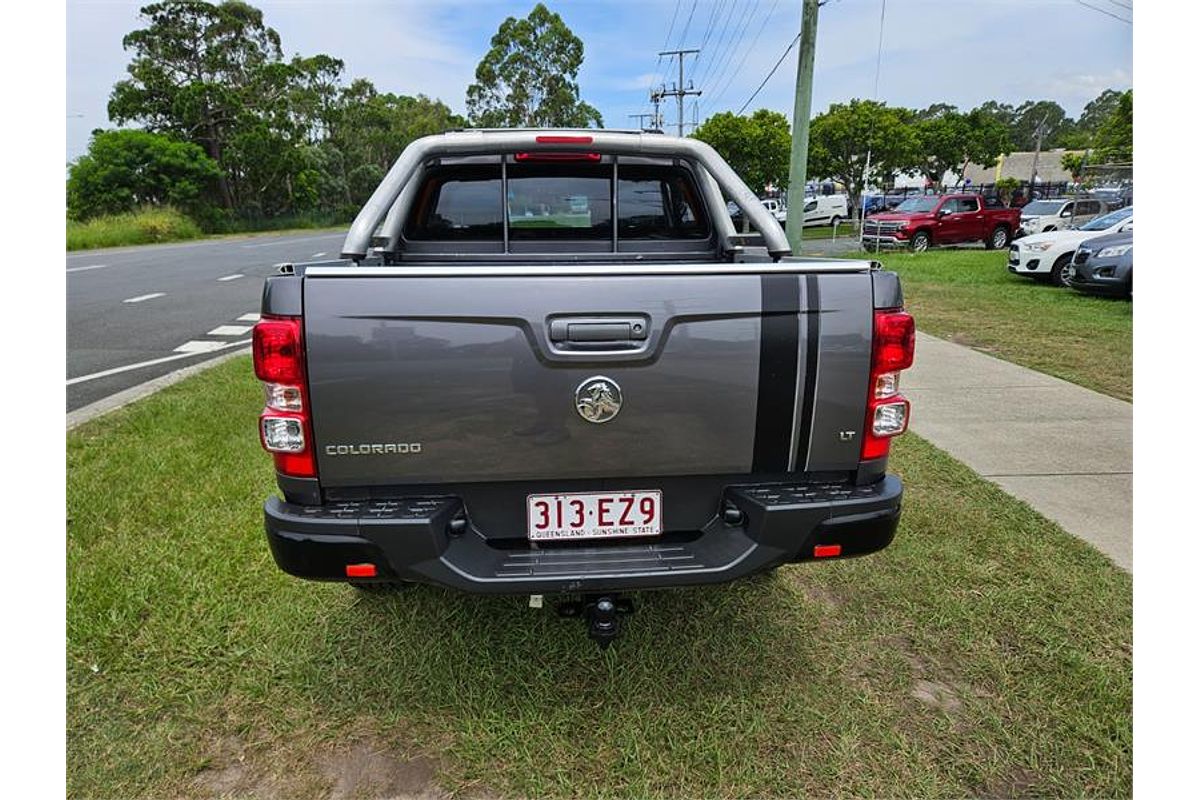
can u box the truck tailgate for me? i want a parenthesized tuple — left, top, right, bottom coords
(301, 264, 872, 488)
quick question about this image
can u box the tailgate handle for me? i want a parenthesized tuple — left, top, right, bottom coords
(549, 318, 649, 344)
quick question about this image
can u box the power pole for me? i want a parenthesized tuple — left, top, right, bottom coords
(1028, 111, 1051, 197)
(657, 48, 701, 136)
(628, 113, 659, 131)
(784, 0, 821, 254)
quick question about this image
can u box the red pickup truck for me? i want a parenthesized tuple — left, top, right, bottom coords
(863, 194, 1020, 252)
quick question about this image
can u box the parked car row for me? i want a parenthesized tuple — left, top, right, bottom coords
(729, 194, 850, 229)
(1007, 206, 1133, 296)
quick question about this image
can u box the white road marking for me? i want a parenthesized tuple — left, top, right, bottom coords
(217, 273, 244, 282)
(237, 313, 261, 322)
(207, 324, 252, 336)
(174, 340, 226, 354)
(123, 293, 165, 304)
(311, 252, 327, 257)
(66, 264, 109, 274)
(66, 339, 252, 387)
(241, 232, 343, 248)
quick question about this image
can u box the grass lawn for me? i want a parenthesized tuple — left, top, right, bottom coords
(859, 249, 1132, 400)
(67, 357, 1131, 799)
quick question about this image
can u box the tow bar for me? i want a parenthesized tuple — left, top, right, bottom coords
(557, 594, 635, 648)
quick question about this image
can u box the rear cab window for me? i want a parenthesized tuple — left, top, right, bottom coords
(404, 159, 711, 249)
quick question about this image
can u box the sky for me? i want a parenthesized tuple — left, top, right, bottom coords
(65, 0, 1133, 161)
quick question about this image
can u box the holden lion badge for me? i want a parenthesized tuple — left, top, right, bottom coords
(575, 376, 623, 424)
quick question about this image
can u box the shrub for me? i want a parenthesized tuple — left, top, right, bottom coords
(66, 206, 204, 250)
(67, 129, 223, 222)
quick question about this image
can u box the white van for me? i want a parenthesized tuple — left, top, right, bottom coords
(799, 194, 849, 227)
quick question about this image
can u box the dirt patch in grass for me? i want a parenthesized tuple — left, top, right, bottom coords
(188, 734, 451, 800)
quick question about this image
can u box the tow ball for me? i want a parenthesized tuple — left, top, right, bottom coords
(557, 594, 635, 648)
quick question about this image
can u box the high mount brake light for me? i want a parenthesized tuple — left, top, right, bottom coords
(253, 315, 316, 478)
(514, 152, 602, 162)
(861, 309, 915, 461)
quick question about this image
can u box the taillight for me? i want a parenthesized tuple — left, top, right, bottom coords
(253, 315, 316, 478)
(253, 318, 303, 383)
(861, 309, 915, 460)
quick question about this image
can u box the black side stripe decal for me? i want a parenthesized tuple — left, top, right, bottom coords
(794, 274, 821, 470)
(752, 274, 801, 473)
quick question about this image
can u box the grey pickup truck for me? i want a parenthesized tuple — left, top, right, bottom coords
(255, 129, 914, 644)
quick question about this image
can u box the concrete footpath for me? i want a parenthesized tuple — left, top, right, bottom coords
(904, 333, 1132, 571)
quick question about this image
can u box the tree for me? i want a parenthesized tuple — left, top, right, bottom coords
(1092, 89, 1132, 164)
(108, 0, 284, 209)
(466, 3, 602, 128)
(67, 129, 223, 221)
(1077, 88, 1125, 136)
(692, 109, 791, 196)
(807, 100, 921, 218)
(1011, 100, 1070, 150)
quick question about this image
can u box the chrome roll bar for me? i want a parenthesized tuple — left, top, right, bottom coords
(342, 129, 792, 260)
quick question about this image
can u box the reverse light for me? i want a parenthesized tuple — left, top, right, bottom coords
(872, 400, 910, 437)
(874, 371, 899, 398)
(261, 416, 306, 452)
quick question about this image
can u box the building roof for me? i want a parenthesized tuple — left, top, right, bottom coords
(958, 149, 1086, 185)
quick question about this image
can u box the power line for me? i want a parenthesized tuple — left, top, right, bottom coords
(1104, 0, 1132, 10)
(697, 0, 760, 101)
(689, 0, 730, 87)
(655, 0, 701, 91)
(693, 0, 743, 90)
(702, 0, 782, 113)
(737, 32, 800, 115)
(1074, 0, 1131, 23)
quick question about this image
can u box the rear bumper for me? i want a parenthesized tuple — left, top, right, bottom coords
(264, 476, 902, 594)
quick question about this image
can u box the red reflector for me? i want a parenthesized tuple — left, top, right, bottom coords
(535, 134, 593, 144)
(514, 151, 602, 162)
(272, 449, 316, 478)
(814, 544, 842, 558)
(345, 563, 377, 578)
(253, 317, 303, 383)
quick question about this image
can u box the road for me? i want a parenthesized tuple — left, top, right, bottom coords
(66, 229, 349, 412)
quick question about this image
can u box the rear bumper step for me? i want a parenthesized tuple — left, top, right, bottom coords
(264, 476, 902, 593)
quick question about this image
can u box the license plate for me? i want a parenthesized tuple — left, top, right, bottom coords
(526, 490, 662, 541)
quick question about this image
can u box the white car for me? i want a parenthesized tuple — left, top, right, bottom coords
(798, 194, 849, 227)
(760, 198, 786, 221)
(1008, 206, 1133, 286)
(762, 195, 850, 227)
(1018, 197, 1107, 236)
